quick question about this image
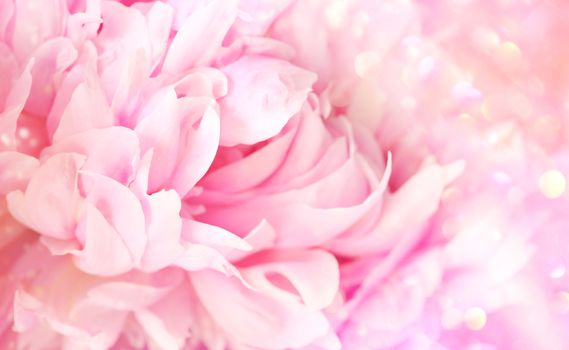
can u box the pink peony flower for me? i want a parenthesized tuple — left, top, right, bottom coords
(1, 0, 568, 349)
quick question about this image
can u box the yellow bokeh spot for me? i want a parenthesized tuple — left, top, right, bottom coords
(495, 41, 523, 69)
(539, 170, 566, 199)
(464, 307, 487, 331)
(500, 41, 521, 55)
(354, 51, 382, 79)
(554, 292, 569, 314)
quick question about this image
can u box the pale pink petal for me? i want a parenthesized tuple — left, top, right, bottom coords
(240, 249, 340, 310)
(0, 151, 39, 195)
(42, 126, 140, 184)
(10, 0, 68, 59)
(162, 0, 238, 74)
(53, 71, 114, 141)
(140, 190, 185, 272)
(173, 67, 228, 100)
(46, 60, 90, 139)
(86, 281, 174, 311)
(218, 56, 317, 146)
(78, 171, 147, 265)
(0, 61, 33, 152)
(181, 219, 251, 255)
(26, 38, 77, 116)
(72, 202, 134, 275)
(170, 107, 220, 197)
(0, 44, 18, 109)
(201, 125, 295, 193)
(217, 37, 296, 67)
(132, 1, 174, 65)
(135, 282, 195, 350)
(6, 153, 84, 240)
(96, 1, 151, 60)
(175, 244, 240, 277)
(226, 220, 277, 262)
(229, 0, 296, 38)
(134, 88, 181, 192)
(331, 163, 448, 255)
(192, 270, 331, 349)
(0, 1, 14, 43)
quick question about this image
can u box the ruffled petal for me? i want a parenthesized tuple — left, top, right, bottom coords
(218, 56, 317, 146)
(162, 0, 238, 74)
(192, 270, 331, 349)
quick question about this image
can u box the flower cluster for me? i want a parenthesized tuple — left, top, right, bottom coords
(0, 0, 568, 349)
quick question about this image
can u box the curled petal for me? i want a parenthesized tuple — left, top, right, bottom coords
(170, 107, 220, 197)
(7, 153, 84, 240)
(192, 270, 331, 349)
(163, 0, 239, 74)
(140, 190, 184, 272)
(219, 56, 317, 146)
(42, 126, 140, 184)
(240, 249, 340, 310)
(78, 171, 147, 266)
(73, 202, 135, 276)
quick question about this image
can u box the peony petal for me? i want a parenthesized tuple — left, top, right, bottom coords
(0, 60, 33, 152)
(53, 70, 114, 142)
(140, 190, 184, 272)
(0, 1, 14, 43)
(6, 153, 84, 240)
(135, 282, 194, 350)
(182, 219, 251, 254)
(86, 281, 173, 311)
(218, 56, 317, 146)
(175, 243, 240, 277)
(10, 0, 68, 60)
(173, 67, 228, 99)
(26, 37, 77, 116)
(97, 1, 151, 60)
(225, 219, 277, 262)
(134, 88, 181, 192)
(162, 0, 238, 74)
(42, 126, 140, 185)
(170, 107, 220, 197)
(133, 1, 174, 65)
(332, 162, 451, 255)
(72, 202, 134, 276)
(201, 125, 295, 193)
(135, 310, 180, 350)
(78, 171, 147, 265)
(240, 249, 340, 310)
(197, 152, 389, 248)
(0, 151, 39, 195)
(192, 270, 330, 349)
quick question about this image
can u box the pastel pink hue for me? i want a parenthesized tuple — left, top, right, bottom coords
(1, 0, 569, 349)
